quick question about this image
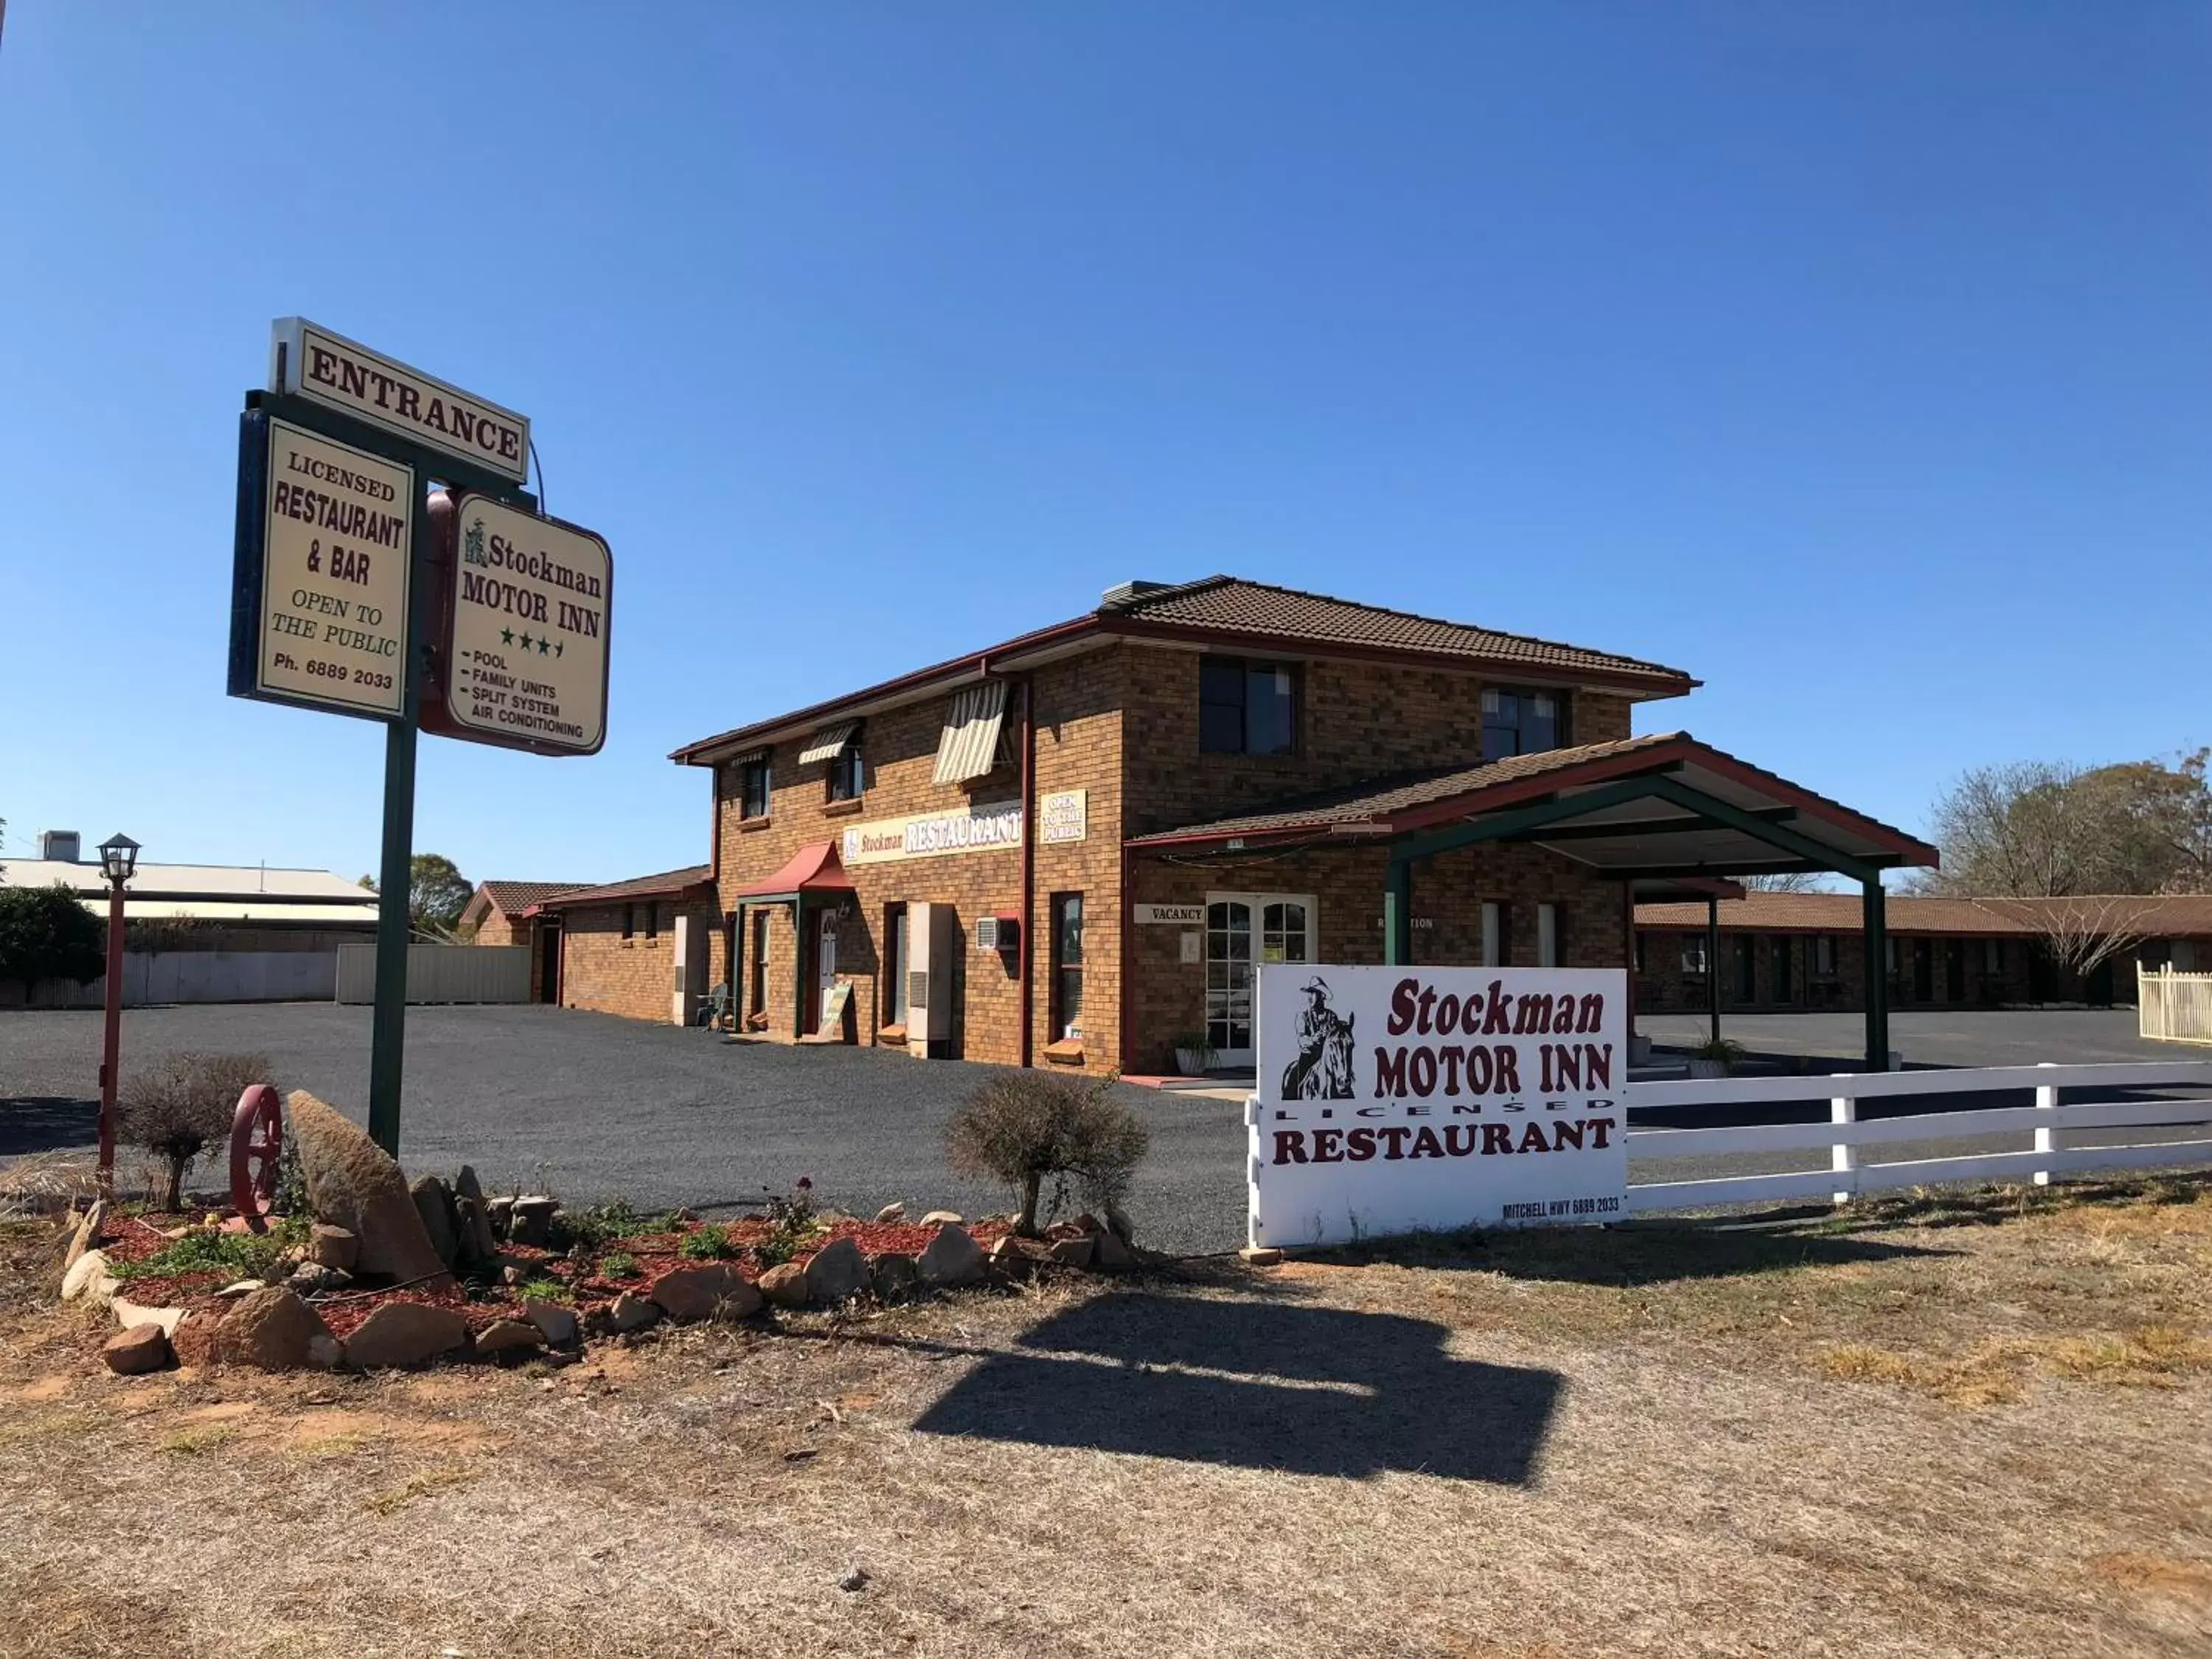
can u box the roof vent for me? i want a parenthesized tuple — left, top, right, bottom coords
(1099, 580, 1173, 611)
(39, 830, 81, 863)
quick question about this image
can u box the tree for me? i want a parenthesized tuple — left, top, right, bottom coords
(408, 854, 473, 940)
(1918, 754, 2211, 898)
(1736, 872, 1832, 894)
(946, 1071, 1150, 1237)
(0, 884, 103, 998)
(118, 1051, 275, 1211)
(1980, 895, 2164, 1001)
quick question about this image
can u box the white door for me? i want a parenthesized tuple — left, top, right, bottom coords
(1205, 893, 1315, 1069)
(815, 909, 838, 1029)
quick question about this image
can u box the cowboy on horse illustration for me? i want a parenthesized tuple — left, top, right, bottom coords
(1281, 975, 1356, 1099)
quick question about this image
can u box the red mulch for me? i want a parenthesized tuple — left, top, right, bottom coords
(92, 1208, 1018, 1333)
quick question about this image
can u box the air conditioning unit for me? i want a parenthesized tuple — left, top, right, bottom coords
(907, 902, 959, 1059)
(975, 913, 1020, 953)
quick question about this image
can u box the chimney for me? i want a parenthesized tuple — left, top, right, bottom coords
(39, 830, 81, 863)
(1099, 580, 1173, 611)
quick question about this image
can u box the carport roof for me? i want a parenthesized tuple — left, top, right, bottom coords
(1125, 732, 1938, 882)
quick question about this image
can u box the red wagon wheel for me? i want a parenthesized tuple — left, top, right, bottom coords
(229, 1085, 284, 1233)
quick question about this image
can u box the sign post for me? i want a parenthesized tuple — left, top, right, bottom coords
(229, 320, 610, 1158)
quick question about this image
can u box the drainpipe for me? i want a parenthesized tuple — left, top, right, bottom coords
(1018, 675, 1035, 1068)
(1118, 842, 1134, 1074)
(1706, 895, 1721, 1048)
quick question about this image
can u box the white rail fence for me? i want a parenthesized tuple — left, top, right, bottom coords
(334, 944, 532, 1005)
(2140, 967, 2212, 1046)
(1625, 1060, 2212, 1214)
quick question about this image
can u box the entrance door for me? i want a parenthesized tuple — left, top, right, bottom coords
(1911, 939, 1934, 1002)
(1204, 893, 1315, 1068)
(537, 922, 562, 1004)
(1944, 940, 1965, 1002)
(814, 908, 839, 1032)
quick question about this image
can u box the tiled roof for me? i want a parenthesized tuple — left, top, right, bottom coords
(1125, 734, 1682, 844)
(475, 880, 589, 915)
(1110, 577, 1696, 687)
(532, 865, 713, 911)
(1635, 891, 2212, 936)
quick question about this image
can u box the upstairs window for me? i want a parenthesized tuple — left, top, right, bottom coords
(736, 754, 771, 819)
(1481, 686, 1566, 761)
(1199, 658, 1298, 756)
(828, 744, 866, 802)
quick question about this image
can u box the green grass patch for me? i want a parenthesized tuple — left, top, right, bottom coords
(678, 1223, 734, 1261)
(111, 1221, 301, 1285)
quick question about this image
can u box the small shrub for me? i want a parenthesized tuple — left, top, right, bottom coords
(597, 1251, 639, 1281)
(554, 1200, 650, 1253)
(114, 1224, 291, 1286)
(117, 1051, 276, 1212)
(754, 1179, 821, 1266)
(1691, 1037, 1747, 1070)
(518, 1276, 566, 1302)
(946, 1071, 1149, 1237)
(679, 1223, 734, 1260)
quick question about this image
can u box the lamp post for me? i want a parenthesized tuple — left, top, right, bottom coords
(95, 832, 140, 1199)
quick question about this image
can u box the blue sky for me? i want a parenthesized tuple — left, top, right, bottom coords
(1, 4, 2205, 887)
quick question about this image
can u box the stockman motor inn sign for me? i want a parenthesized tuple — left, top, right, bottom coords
(270, 319, 530, 484)
(229, 416, 414, 720)
(1247, 964, 1628, 1248)
(424, 493, 612, 755)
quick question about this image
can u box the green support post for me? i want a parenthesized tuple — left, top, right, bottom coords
(366, 465, 434, 1156)
(1706, 895, 1721, 1048)
(1863, 878, 1890, 1071)
(1383, 858, 1412, 966)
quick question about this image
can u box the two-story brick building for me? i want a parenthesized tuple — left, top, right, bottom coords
(666, 577, 1939, 1073)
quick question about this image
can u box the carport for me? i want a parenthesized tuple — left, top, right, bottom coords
(1128, 734, 1939, 1071)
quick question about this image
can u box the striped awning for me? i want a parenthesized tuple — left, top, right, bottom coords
(797, 723, 859, 766)
(932, 681, 1009, 785)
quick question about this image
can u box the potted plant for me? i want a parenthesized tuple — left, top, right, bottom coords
(1686, 1037, 1745, 1079)
(1170, 1032, 1217, 1077)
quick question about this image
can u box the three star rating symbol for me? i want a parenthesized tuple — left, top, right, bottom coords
(510, 630, 560, 657)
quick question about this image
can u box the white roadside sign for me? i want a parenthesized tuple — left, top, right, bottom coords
(437, 494, 612, 754)
(240, 417, 413, 718)
(271, 317, 531, 484)
(1248, 964, 1629, 1248)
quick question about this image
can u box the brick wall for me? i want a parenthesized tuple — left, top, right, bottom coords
(472, 910, 527, 948)
(560, 896, 712, 1022)
(712, 650, 1124, 1069)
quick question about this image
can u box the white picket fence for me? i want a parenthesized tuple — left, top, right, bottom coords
(2140, 967, 2212, 1046)
(1625, 1060, 2212, 1214)
(334, 944, 532, 1005)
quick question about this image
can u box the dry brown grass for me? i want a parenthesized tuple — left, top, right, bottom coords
(0, 1178, 2206, 1658)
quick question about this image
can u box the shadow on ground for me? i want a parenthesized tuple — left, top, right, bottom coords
(0, 1097, 97, 1157)
(1307, 1218, 1957, 1287)
(912, 1292, 1557, 1483)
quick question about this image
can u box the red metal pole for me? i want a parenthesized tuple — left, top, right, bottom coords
(1018, 675, 1034, 1068)
(97, 877, 125, 1197)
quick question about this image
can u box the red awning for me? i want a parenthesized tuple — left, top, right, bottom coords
(731, 841, 857, 901)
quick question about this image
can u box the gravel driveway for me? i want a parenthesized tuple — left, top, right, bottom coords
(2, 1004, 2203, 1251)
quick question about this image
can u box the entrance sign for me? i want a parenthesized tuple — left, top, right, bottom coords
(269, 318, 531, 485)
(1247, 964, 1627, 1248)
(842, 801, 1023, 865)
(425, 493, 612, 756)
(229, 415, 414, 720)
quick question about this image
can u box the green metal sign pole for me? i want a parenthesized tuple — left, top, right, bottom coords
(366, 484, 437, 1156)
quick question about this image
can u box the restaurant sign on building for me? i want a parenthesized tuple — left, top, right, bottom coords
(842, 800, 1024, 865)
(1247, 963, 1628, 1248)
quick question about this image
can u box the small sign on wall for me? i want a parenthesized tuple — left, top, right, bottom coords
(1248, 964, 1628, 1248)
(1039, 788, 1087, 844)
(1135, 903, 1204, 925)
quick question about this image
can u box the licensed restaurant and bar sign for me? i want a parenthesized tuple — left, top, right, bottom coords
(270, 318, 531, 485)
(1247, 964, 1628, 1248)
(425, 493, 612, 755)
(229, 415, 414, 720)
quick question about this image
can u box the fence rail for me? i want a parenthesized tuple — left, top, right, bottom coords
(1626, 1059, 2212, 1214)
(2140, 966, 2212, 1046)
(334, 944, 531, 1005)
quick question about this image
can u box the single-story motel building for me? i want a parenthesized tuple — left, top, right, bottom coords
(525, 576, 1956, 1071)
(1634, 890, 2212, 1016)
